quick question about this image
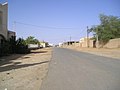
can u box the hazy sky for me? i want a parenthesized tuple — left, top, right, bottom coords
(0, 0, 120, 44)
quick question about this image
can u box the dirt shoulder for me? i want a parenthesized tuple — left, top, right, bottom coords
(0, 48, 52, 90)
(64, 46, 120, 59)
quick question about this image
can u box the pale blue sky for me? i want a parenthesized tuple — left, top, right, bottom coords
(0, 0, 120, 44)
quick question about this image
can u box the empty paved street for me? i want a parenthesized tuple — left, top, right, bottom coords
(41, 48, 120, 90)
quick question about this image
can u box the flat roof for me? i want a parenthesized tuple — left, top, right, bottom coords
(0, 2, 8, 6)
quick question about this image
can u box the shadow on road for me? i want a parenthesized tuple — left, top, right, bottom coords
(30, 51, 48, 54)
(0, 60, 49, 72)
(0, 50, 49, 72)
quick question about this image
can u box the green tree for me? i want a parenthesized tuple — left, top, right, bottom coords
(9, 36, 16, 53)
(0, 40, 10, 56)
(90, 14, 120, 44)
(25, 36, 39, 44)
(16, 38, 30, 54)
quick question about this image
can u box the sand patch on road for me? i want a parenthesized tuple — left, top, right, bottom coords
(64, 46, 120, 59)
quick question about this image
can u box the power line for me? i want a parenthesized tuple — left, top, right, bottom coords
(15, 21, 80, 30)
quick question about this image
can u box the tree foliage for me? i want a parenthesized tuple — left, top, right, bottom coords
(16, 38, 30, 54)
(0, 37, 30, 57)
(90, 14, 120, 44)
(25, 36, 39, 44)
(0, 36, 40, 56)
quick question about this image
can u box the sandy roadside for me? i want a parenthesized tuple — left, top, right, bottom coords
(0, 48, 52, 90)
(64, 46, 120, 59)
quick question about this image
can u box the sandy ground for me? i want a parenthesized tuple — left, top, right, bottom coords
(64, 46, 120, 59)
(0, 48, 52, 90)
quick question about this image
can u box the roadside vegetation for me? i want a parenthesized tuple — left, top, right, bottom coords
(89, 14, 120, 45)
(25, 36, 40, 45)
(0, 36, 39, 57)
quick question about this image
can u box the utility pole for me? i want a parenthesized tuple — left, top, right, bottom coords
(87, 26, 89, 48)
(13, 21, 16, 31)
(69, 36, 71, 45)
(96, 27, 99, 48)
(70, 36, 71, 42)
(13, 21, 16, 32)
(12, 21, 16, 37)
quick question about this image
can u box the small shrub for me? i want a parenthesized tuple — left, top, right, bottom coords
(15, 38, 30, 54)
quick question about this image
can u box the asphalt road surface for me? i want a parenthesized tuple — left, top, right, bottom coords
(41, 48, 120, 90)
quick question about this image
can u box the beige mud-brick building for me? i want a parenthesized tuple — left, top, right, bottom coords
(40, 41, 48, 48)
(0, 2, 16, 45)
(80, 37, 95, 48)
(0, 2, 8, 42)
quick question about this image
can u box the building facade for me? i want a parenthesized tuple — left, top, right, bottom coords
(80, 37, 95, 48)
(0, 2, 15, 45)
(40, 41, 48, 48)
(0, 2, 8, 40)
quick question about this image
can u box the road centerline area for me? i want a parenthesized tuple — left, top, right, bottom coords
(41, 48, 120, 90)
